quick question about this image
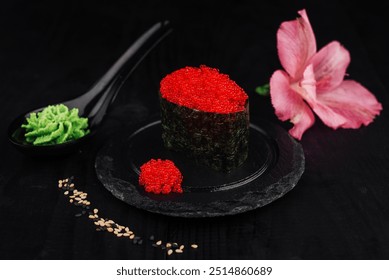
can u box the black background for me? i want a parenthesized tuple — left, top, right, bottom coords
(1, 0, 389, 259)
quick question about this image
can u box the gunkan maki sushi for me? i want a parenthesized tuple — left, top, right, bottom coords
(159, 65, 249, 172)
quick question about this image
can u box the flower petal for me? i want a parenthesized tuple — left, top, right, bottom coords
(277, 9, 317, 79)
(270, 70, 315, 140)
(311, 80, 382, 129)
(310, 41, 350, 93)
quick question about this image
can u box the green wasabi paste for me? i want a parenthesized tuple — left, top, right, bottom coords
(22, 104, 90, 145)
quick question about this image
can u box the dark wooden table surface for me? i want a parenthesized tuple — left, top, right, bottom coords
(1, 0, 389, 259)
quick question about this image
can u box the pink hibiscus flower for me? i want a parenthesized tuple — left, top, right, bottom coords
(270, 9, 382, 140)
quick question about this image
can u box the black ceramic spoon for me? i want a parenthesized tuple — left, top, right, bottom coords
(8, 21, 172, 156)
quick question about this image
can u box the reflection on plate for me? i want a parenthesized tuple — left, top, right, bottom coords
(95, 119, 304, 217)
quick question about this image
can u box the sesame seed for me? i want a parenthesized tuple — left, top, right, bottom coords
(58, 177, 197, 256)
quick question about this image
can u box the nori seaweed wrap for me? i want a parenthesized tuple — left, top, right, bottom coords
(160, 65, 249, 172)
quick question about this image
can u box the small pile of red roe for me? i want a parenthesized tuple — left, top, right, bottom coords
(160, 65, 248, 114)
(139, 159, 183, 194)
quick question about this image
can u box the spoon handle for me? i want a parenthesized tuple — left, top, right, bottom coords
(64, 21, 172, 127)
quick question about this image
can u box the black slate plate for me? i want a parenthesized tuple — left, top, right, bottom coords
(95, 119, 304, 217)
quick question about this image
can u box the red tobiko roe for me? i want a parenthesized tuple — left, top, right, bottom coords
(160, 65, 248, 114)
(138, 159, 183, 194)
